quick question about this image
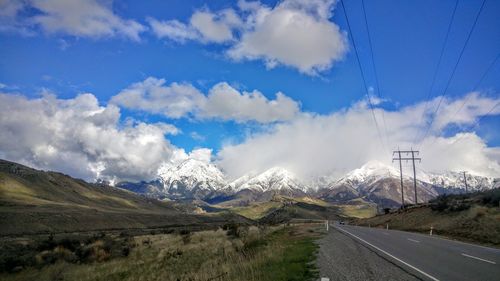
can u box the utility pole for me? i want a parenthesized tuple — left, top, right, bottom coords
(462, 171, 468, 193)
(393, 150, 405, 208)
(393, 149, 421, 207)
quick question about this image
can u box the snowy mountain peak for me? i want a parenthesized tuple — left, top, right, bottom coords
(157, 159, 226, 193)
(342, 161, 399, 184)
(418, 170, 496, 191)
(235, 167, 306, 192)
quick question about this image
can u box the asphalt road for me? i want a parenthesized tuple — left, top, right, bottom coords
(317, 226, 420, 281)
(329, 224, 500, 281)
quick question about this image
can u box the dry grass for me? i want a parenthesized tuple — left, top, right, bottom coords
(230, 202, 283, 220)
(0, 225, 322, 281)
(338, 204, 377, 218)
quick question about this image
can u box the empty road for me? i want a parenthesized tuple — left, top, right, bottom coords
(328, 224, 500, 281)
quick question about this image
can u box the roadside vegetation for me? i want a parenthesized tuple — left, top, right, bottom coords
(356, 188, 500, 246)
(0, 224, 322, 281)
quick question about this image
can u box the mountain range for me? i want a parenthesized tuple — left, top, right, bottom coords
(117, 159, 500, 208)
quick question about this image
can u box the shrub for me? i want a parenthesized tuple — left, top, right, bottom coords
(223, 223, 240, 238)
(430, 195, 449, 212)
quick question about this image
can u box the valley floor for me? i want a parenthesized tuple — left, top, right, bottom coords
(0, 224, 321, 281)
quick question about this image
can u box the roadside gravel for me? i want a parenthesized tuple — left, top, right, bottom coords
(316, 228, 420, 281)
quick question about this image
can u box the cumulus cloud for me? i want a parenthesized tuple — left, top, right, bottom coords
(216, 92, 500, 180)
(0, 0, 146, 40)
(148, 0, 348, 74)
(228, 0, 348, 74)
(110, 77, 300, 123)
(0, 91, 180, 182)
(148, 8, 241, 43)
(110, 77, 205, 118)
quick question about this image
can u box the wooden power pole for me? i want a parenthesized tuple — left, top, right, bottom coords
(462, 171, 468, 193)
(393, 149, 421, 207)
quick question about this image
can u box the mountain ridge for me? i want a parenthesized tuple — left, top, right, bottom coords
(117, 159, 499, 208)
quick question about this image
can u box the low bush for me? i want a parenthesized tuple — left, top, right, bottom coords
(0, 233, 133, 273)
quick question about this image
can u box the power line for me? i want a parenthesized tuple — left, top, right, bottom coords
(416, 0, 486, 148)
(361, 0, 390, 150)
(436, 100, 500, 153)
(447, 53, 499, 123)
(340, 0, 387, 152)
(412, 0, 459, 144)
(426, 53, 499, 148)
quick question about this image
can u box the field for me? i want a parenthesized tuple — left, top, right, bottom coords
(0, 224, 323, 281)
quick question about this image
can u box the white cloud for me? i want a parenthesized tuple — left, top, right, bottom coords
(201, 82, 300, 122)
(228, 0, 348, 74)
(149, 8, 241, 43)
(188, 148, 213, 163)
(190, 131, 206, 142)
(147, 18, 198, 43)
(148, 0, 348, 74)
(0, 0, 146, 40)
(110, 77, 301, 123)
(110, 77, 204, 119)
(190, 9, 241, 43)
(216, 92, 500, 180)
(0, 0, 23, 18)
(0, 91, 181, 182)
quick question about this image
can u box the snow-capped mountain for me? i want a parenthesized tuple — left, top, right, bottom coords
(336, 161, 401, 187)
(237, 167, 304, 192)
(234, 167, 305, 192)
(418, 171, 495, 191)
(118, 159, 228, 200)
(317, 161, 497, 207)
(156, 159, 227, 199)
(117, 158, 498, 207)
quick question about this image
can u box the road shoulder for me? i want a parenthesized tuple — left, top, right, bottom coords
(316, 227, 420, 281)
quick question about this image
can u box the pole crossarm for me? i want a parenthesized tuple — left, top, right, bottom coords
(392, 158, 421, 161)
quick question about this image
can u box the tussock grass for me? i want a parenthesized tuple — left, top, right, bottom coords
(230, 202, 283, 220)
(0, 225, 322, 281)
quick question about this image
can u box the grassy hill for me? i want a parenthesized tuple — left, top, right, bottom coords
(0, 159, 248, 235)
(355, 188, 500, 246)
(223, 195, 376, 223)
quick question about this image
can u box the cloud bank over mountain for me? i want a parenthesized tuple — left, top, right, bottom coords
(0, 91, 177, 182)
(216, 92, 500, 179)
(1, 82, 499, 183)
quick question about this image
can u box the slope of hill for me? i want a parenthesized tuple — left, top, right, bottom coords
(0, 159, 248, 235)
(355, 188, 500, 246)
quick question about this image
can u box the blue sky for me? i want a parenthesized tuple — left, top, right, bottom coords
(0, 0, 499, 180)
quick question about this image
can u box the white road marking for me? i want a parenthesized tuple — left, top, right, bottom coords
(461, 253, 496, 264)
(382, 232, 389, 236)
(407, 238, 420, 243)
(336, 226, 440, 281)
(321, 278, 330, 281)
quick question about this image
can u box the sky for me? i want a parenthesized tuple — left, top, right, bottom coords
(0, 0, 499, 182)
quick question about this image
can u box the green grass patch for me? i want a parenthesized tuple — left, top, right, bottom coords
(252, 227, 320, 281)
